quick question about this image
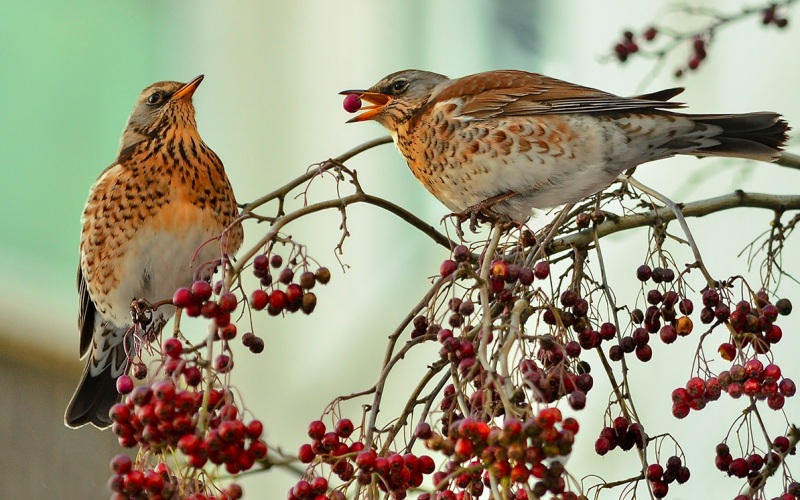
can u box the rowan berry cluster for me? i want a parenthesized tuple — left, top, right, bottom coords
(716, 435, 797, 493)
(644, 456, 691, 499)
(249, 253, 329, 317)
(420, 410, 580, 499)
(107, 325, 266, 499)
(293, 418, 437, 499)
(593, 415, 644, 456)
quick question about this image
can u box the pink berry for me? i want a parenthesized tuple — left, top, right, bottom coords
(116, 375, 134, 395)
(343, 94, 362, 113)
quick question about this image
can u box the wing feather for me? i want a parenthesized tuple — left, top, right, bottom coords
(431, 70, 685, 119)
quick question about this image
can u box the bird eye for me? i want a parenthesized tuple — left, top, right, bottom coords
(146, 92, 162, 105)
(391, 79, 409, 93)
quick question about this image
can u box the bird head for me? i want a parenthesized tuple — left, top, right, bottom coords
(341, 70, 449, 130)
(119, 75, 205, 153)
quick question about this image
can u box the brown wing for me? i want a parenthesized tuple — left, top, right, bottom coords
(432, 70, 685, 119)
(77, 266, 95, 357)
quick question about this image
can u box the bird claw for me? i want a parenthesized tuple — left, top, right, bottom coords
(129, 299, 167, 341)
(445, 191, 522, 233)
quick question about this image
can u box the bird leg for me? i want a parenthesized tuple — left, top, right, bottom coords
(130, 299, 168, 342)
(451, 191, 520, 232)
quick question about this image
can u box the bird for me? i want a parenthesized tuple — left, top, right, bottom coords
(65, 75, 243, 428)
(341, 69, 789, 222)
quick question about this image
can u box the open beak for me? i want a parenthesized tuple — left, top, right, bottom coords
(172, 75, 205, 101)
(340, 89, 392, 123)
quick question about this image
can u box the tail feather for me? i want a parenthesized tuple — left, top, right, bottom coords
(65, 338, 129, 429)
(675, 112, 790, 161)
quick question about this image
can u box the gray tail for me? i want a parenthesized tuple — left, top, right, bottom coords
(64, 344, 125, 429)
(679, 112, 790, 162)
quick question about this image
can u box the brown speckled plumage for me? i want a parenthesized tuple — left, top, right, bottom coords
(66, 76, 242, 428)
(343, 69, 789, 221)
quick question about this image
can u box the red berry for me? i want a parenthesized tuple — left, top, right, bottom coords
(123, 470, 145, 495)
(190, 280, 213, 303)
(439, 259, 457, 277)
(659, 325, 677, 344)
(728, 457, 749, 478)
(454, 437, 473, 458)
(594, 437, 611, 455)
(215, 354, 233, 373)
(308, 420, 326, 440)
(646, 463, 664, 481)
(110, 454, 132, 474)
(285, 283, 303, 308)
(651, 480, 668, 498)
(533, 261, 549, 279)
(672, 403, 690, 419)
(247, 420, 264, 439)
(269, 290, 287, 313)
(172, 287, 193, 308)
(162, 337, 183, 358)
(343, 94, 362, 113)
(298, 443, 315, 463)
(335, 418, 354, 438)
(218, 292, 238, 313)
(718, 342, 736, 361)
(178, 434, 201, 455)
(702, 289, 720, 307)
(356, 450, 377, 471)
(250, 289, 268, 311)
(279, 267, 294, 285)
(780, 378, 796, 396)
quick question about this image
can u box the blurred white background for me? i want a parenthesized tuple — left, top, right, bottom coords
(1, 0, 799, 498)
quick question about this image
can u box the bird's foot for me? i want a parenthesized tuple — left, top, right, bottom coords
(448, 191, 521, 233)
(130, 299, 168, 341)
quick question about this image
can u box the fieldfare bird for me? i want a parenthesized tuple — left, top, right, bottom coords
(66, 75, 243, 428)
(342, 70, 789, 221)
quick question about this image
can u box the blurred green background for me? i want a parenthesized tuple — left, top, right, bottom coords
(2, 0, 799, 498)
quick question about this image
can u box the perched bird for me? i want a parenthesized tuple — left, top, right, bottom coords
(66, 75, 243, 428)
(342, 70, 789, 221)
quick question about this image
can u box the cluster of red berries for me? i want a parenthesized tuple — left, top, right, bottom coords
(644, 456, 691, 498)
(633, 265, 693, 337)
(613, 30, 641, 62)
(686, 37, 707, 70)
(171, 280, 264, 354)
(763, 4, 790, 28)
(109, 457, 242, 500)
(110, 377, 267, 466)
(542, 289, 592, 335)
(421, 410, 579, 499)
(717, 360, 794, 409)
(670, 375, 722, 418)
(715, 293, 792, 355)
(520, 342, 594, 410)
(109, 363, 266, 498)
(249, 254, 329, 317)
(294, 418, 436, 499)
(441, 245, 548, 295)
(593, 415, 644, 456)
(715, 437, 795, 486)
